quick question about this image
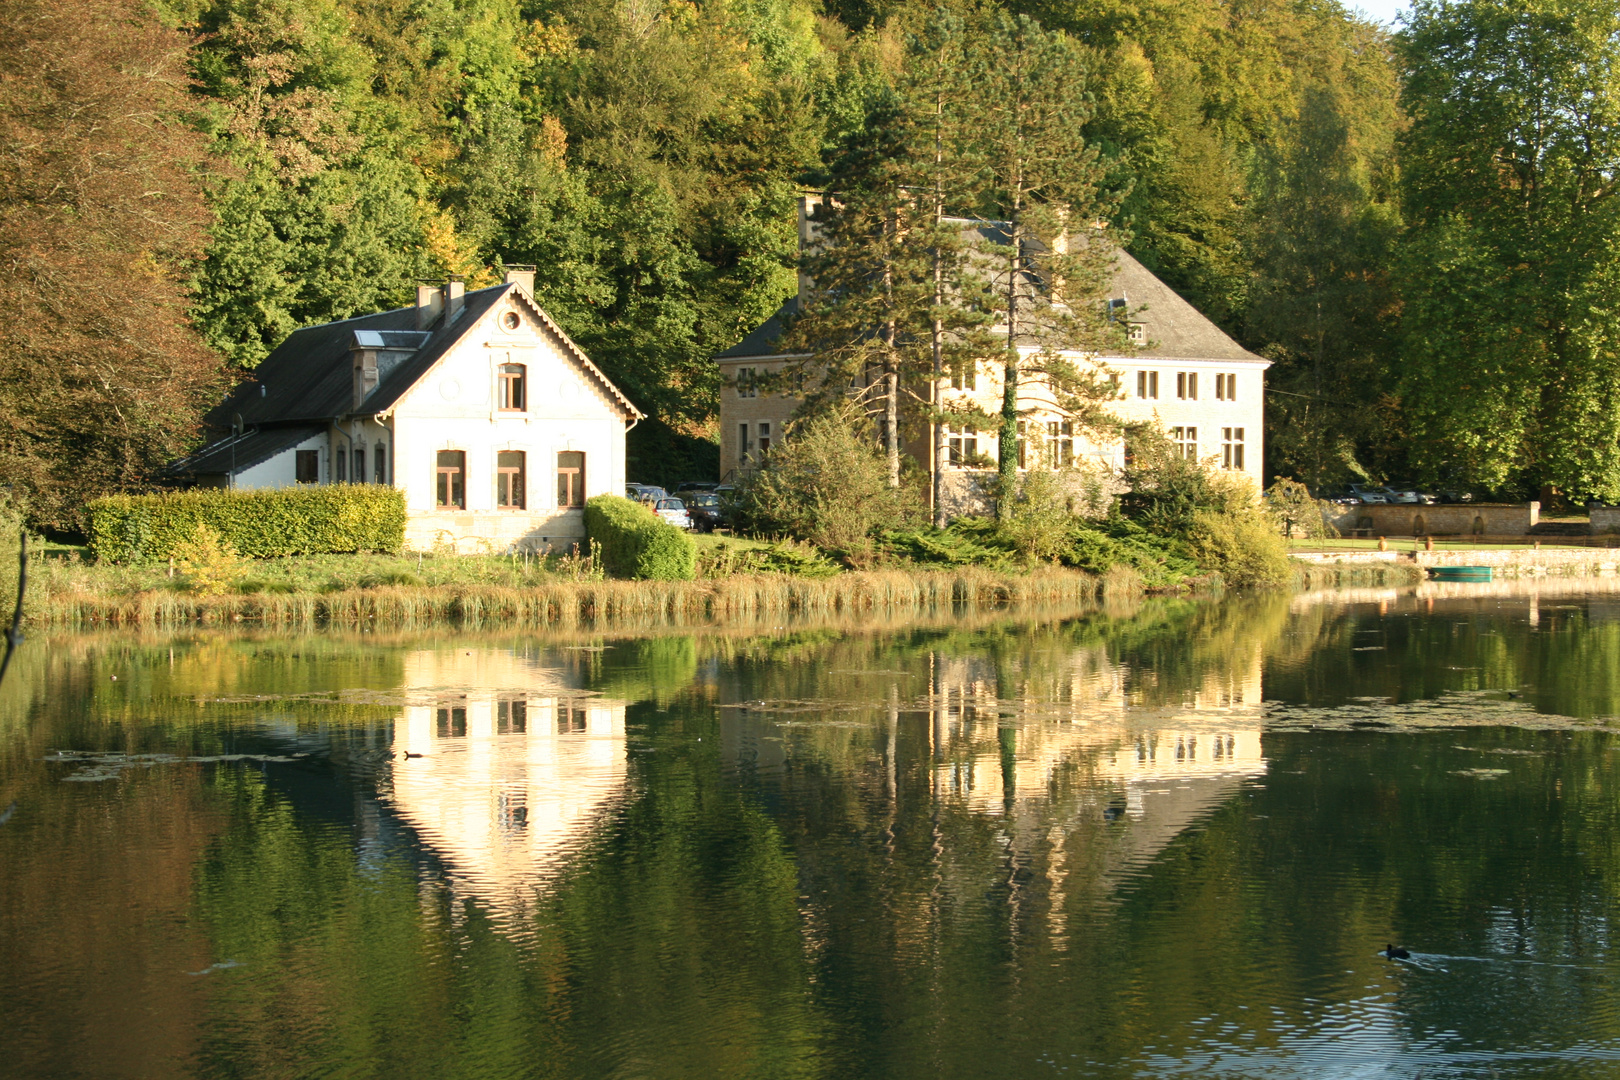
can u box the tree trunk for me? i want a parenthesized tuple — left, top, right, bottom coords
(932, 102, 948, 527)
(997, 191, 1022, 522)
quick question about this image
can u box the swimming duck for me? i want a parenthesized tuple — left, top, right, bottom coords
(1383, 944, 1410, 959)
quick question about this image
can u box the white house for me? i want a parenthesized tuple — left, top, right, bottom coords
(717, 202, 1270, 516)
(171, 270, 642, 552)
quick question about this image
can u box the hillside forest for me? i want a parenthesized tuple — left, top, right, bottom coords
(0, 0, 1613, 528)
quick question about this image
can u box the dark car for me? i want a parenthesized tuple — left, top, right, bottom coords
(684, 491, 726, 532)
(673, 481, 719, 498)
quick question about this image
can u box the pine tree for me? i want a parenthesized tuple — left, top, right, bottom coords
(963, 13, 1126, 516)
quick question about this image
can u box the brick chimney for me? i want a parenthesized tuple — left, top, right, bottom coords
(415, 283, 443, 330)
(504, 265, 536, 294)
(446, 277, 466, 324)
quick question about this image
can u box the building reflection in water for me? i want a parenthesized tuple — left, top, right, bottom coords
(384, 649, 628, 922)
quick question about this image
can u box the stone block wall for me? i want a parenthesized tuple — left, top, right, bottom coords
(404, 509, 585, 554)
(1591, 505, 1620, 533)
(1329, 502, 1540, 537)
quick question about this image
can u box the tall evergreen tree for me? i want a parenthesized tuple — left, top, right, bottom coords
(964, 13, 1126, 515)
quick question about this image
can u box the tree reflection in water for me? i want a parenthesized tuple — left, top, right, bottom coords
(5, 582, 1620, 1077)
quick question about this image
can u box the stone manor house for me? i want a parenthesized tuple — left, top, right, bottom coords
(170, 269, 641, 552)
(718, 199, 1270, 513)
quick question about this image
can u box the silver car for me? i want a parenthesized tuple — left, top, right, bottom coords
(654, 498, 691, 529)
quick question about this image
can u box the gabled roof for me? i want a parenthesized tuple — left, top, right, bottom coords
(716, 229, 1266, 366)
(204, 284, 640, 430)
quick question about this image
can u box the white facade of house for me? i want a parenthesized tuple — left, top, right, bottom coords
(179, 273, 641, 553)
(386, 289, 634, 553)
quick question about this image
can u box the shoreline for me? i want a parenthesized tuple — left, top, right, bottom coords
(31, 566, 1112, 630)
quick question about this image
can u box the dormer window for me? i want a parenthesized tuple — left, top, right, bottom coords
(1127, 323, 1145, 345)
(500, 364, 526, 411)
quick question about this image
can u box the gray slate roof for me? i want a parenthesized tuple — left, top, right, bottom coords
(198, 283, 640, 433)
(716, 231, 1266, 365)
(165, 425, 325, 477)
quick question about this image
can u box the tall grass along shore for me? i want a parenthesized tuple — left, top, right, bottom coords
(36, 565, 1108, 630)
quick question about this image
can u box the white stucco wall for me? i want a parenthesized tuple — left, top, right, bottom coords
(233, 431, 329, 490)
(391, 291, 632, 552)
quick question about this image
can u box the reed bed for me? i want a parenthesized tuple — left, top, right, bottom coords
(1291, 562, 1424, 589)
(36, 567, 1104, 630)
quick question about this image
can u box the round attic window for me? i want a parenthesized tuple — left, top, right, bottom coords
(501, 311, 520, 331)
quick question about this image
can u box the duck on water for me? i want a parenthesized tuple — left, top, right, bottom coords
(1383, 944, 1410, 959)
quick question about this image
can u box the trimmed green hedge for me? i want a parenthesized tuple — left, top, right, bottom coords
(90, 486, 407, 563)
(585, 495, 696, 580)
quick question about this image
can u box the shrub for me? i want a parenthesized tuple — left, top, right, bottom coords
(1065, 519, 1200, 589)
(730, 405, 919, 560)
(883, 519, 1019, 570)
(1188, 507, 1291, 587)
(172, 522, 244, 595)
(89, 486, 406, 563)
(584, 495, 696, 580)
(1265, 477, 1339, 539)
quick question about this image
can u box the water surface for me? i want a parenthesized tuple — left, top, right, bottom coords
(6, 582, 1620, 1078)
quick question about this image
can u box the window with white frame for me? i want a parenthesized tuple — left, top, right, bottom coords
(1127, 323, 1145, 345)
(1047, 420, 1075, 468)
(1222, 427, 1245, 470)
(947, 425, 978, 466)
(758, 422, 772, 454)
(1172, 426, 1198, 460)
(1215, 372, 1237, 401)
(950, 360, 977, 391)
(1177, 372, 1198, 400)
(1137, 370, 1158, 399)
(736, 367, 757, 398)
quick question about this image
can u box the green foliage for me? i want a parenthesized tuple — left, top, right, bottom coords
(1396, 0, 1620, 500)
(584, 495, 697, 581)
(1116, 427, 1290, 586)
(883, 519, 1019, 571)
(1187, 507, 1292, 588)
(695, 538, 842, 578)
(1064, 518, 1198, 589)
(172, 522, 245, 595)
(88, 486, 406, 563)
(731, 406, 920, 560)
(1265, 477, 1337, 540)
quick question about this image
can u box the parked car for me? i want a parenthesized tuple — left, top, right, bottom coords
(626, 483, 668, 506)
(683, 492, 725, 532)
(1386, 482, 1436, 505)
(673, 481, 719, 497)
(653, 497, 691, 529)
(1349, 483, 1391, 505)
(1440, 490, 1475, 504)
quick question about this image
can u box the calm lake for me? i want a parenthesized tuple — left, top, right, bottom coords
(7, 581, 1620, 1078)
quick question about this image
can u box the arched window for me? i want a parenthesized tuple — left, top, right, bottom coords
(499, 364, 527, 411)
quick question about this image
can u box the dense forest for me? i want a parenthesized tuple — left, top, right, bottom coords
(2, 0, 1616, 527)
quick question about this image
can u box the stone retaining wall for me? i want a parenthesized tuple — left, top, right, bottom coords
(1329, 502, 1539, 537)
(1590, 505, 1620, 533)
